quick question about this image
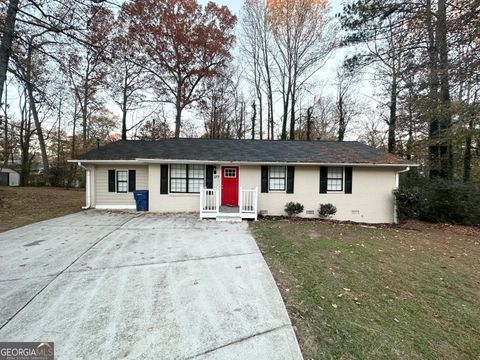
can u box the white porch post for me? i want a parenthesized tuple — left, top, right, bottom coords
(215, 186, 220, 214)
(254, 187, 258, 220)
(239, 186, 243, 214)
(199, 188, 204, 219)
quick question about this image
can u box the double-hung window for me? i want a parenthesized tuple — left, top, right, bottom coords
(116, 170, 128, 193)
(327, 167, 343, 191)
(268, 166, 286, 191)
(170, 164, 204, 193)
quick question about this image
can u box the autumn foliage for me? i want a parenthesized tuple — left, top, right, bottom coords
(266, 0, 329, 29)
(122, 0, 237, 137)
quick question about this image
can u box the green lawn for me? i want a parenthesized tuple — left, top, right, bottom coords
(250, 219, 480, 360)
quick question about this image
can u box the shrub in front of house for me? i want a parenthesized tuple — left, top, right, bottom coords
(285, 202, 304, 217)
(318, 203, 337, 218)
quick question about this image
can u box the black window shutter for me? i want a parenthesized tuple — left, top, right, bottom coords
(286, 166, 295, 193)
(128, 170, 136, 192)
(320, 166, 328, 193)
(345, 167, 353, 194)
(108, 170, 116, 192)
(205, 165, 214, 189)
(160, 164, 168, 194)
(261, 166, 269, 193)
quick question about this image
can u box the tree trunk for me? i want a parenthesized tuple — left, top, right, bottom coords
(121, 73, 128, 140)
(281, 98, 289, 140)
(26, 83, 49, 174)
(258, 93, 263, 140)
(251, 101, 256, 140)
(387, 72, 397, 153)
(238, 100, 244, 139)
(174, 77, 182, 138)
(428, 0, 452, 179)
(463, 117, 473, 182)
(426, 0, 440, 178)
(57, 95, 62, 164)
(289, 87, 296, 140)
(337, 92, 345, 142)
(436, 0, 453, 179)
(281, 74, 291, 140)
(175, 105, 182, 138)
(406, 101, 414, 161)
(82, 86, 89, 150)
(0, 0, 19, 108)
(25, 45, 49, 178)
(306, 106, 313, 141)
(3, 79, 8, 165)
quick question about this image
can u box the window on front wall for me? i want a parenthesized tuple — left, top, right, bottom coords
(170, 164, 204, 193)
(116, 170, 128, 193)
(327, 167, 343, 191)
(269, 166, 286, 191)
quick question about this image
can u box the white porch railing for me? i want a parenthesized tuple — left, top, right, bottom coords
(200, 186, 220, 218)
(239, 187, 257, 215)
(200, 186, 258, 220)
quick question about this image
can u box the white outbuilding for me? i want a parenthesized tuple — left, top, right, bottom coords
(0, 167, 20, 186)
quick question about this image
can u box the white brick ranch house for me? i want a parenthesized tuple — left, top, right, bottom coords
(72, 139, 415, 223)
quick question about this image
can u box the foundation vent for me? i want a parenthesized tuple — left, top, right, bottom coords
(306, 210, 315, 215)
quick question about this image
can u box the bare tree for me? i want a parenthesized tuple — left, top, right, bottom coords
(268, 0, 336, 140)
(0, 0, 20, 108)
(64, 5, 113, 152)
(335, 69, 359, 141)
(108, 11, 149, 140)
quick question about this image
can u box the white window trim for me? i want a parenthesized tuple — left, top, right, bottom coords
(116, 169, 129, 194)
(326, 167, 345, 193)
(268, 166, 287, 192)
(169, 164, 206, 194)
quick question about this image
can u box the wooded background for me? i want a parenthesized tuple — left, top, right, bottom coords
(0, 0, 478, 188)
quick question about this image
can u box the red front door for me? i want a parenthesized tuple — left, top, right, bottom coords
(221, 166, 239, 206)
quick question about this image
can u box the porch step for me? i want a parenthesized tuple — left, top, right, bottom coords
(216, 213, 243, 222)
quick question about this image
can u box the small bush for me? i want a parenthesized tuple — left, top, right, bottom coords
(394, 188, 424, 222)
(318, 203, 337, 218)
(285, 202, 304, 217)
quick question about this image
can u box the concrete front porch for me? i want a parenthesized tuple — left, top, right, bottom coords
(200, 187, 258, 221)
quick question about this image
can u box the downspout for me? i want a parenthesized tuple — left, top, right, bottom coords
(78, 162, 91, 209)
(394, 167, 410, 224)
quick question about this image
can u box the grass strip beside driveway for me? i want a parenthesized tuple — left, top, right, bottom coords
(251, 219, 480, 360)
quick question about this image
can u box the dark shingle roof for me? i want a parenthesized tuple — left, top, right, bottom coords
(76, 139, 414, 165)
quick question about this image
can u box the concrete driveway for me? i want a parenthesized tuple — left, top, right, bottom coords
(0, 211, 303, 359)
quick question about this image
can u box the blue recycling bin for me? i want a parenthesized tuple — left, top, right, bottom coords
(133, 190, 149, 211)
